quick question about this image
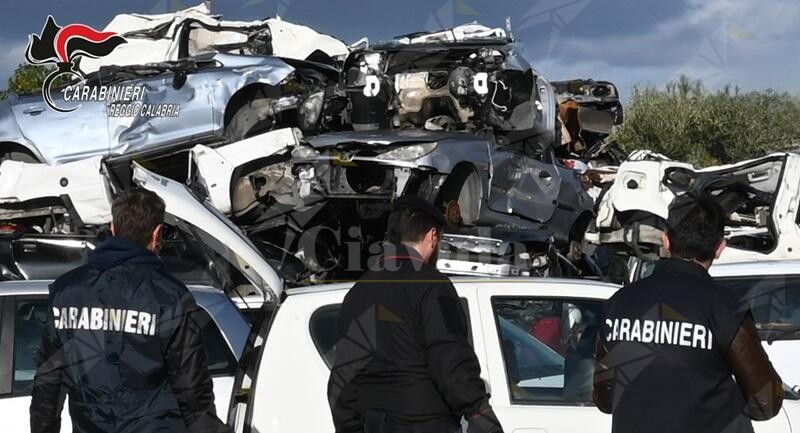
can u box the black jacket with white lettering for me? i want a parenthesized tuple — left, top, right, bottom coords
(30, 237, 229, 433)
(593, 259, 782, 433)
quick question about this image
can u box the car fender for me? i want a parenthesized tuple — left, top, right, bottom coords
(191, 127, 302, 214)
(0, 156, 112, 225)
(0, 99, 43, 162)
(207, 53, 296, 133)
(596, 159, 690, 227)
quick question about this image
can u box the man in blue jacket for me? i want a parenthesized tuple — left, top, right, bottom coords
(30, 189, 229, 433)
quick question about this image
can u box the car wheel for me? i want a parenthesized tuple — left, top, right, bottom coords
(224, 98, 273, 141)
(441, 167, 482, 225)
(0, 151, 38, 163)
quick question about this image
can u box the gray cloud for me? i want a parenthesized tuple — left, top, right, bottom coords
(1, 0, 797, 100)
(524, 0, 800, 98)
(0, 39, 27, 87)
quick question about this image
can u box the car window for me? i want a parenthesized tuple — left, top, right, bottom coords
(194, 307, 238, 376)
(716, 276, 800, 341)
(9, 297, 236, 396)
(311, 305, 340, 368)
(12, 298, 49, 393)
(310, 299, 472, 369)
(491, 297, 603, 404)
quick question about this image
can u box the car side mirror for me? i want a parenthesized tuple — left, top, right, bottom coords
(784, 383, 800, 400)
(172, 71, 187, 90)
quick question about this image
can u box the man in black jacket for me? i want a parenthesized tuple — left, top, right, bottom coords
(30, 189, 229, 433)
(328, 195, 503, 433)
(593, 195, 783, 433)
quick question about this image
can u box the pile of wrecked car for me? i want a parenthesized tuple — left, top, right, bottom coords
(0, 5, 794, 291)
(0, 6, 620, 286)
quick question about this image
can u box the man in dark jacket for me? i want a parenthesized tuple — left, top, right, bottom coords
(593, 195, 783, 433)
(328, 195, 503, 433)
(30, 189, 229, 433)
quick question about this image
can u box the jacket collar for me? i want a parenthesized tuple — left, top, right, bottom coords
(89, 236, 162, 271)
(653, 258, 711, 280)
(380, 243, 425, 263)
(365, 243, 427, 271)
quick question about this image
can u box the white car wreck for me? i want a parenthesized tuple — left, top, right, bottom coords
(80, 3, 349, 74)
(586, 152, 800, 265)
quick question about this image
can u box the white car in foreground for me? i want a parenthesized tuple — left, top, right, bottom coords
(2, 161, 793, 432)
(102, 162, 800, 433)
(228, 278, 799, 433)
(0, 281, 249, 433)
(629, 258, 800, 392)
(709, 260, 800, 390)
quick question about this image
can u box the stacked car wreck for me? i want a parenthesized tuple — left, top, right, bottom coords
(0, 7, 618, 286)
(5, 4, 792, 290)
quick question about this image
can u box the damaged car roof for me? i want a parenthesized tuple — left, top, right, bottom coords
(379, 23, 511, 47)
(80, 3, 349, 74)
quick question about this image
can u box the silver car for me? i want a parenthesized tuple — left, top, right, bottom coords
(0, 8, 345, 164)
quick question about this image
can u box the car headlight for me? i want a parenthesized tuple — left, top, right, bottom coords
(292, 145, 320, 159)
(375, 142, 438, 161)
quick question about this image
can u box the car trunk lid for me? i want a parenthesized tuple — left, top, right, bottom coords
(131, 162, 284, 303)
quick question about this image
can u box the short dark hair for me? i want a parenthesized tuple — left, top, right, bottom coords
(665, 195, 726, 261)
(387, 206, 444, 244)
(111, 189, 166, 248)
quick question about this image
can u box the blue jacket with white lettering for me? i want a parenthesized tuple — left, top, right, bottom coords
(29, 237, 229, 433)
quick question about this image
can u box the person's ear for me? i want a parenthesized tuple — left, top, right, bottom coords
(661, 231, 671, 256)
(430, 226, 442, 244)
(150, 224, 164, 250)
(714, 239, 726, 260)
(110, 223, 117, 236)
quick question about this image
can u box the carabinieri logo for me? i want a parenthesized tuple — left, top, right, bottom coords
(25, 16, 126, 112)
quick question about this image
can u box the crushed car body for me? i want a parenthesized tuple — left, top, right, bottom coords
(0, 158, 285, 302)
(0, 4, 347, 164)
(586, 152, 800, 265)
(211, 128, 594, 278)
(288, 129, 593, 244)
(553, 79, 623, 157)
(341, 23, 557, 145)
(80, 4, 349, 74)
(0, 123, 594, 280)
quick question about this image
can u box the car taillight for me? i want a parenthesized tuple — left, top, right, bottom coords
(0, 223, 20, 234)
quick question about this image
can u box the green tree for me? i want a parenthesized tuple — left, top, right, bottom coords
(0, 63, 71, 100)
(614, 75, 800, 166)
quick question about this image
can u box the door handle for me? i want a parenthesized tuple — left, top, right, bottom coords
(538, 171, 552, 180)
(23, 106, 45, 115)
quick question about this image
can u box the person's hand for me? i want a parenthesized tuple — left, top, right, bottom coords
(466, 402, 504, 433)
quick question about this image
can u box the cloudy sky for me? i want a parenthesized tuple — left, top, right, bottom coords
(1, 0, 798, 101)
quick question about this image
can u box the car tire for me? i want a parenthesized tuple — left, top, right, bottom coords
(224, 97, 273, 141)
(0, 151, 38, 163)
(440, 167, 482, 225)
